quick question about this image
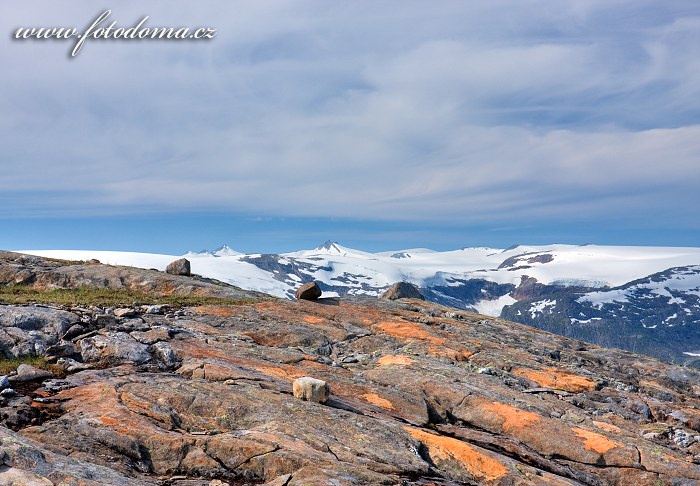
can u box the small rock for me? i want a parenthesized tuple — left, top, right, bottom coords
(152, 342, 178, 369)
(625, 400, 653, 420)
(45, 343, 76, 358)
(131, 327, 172, 345)
(56, 358, 93, 372)
(143, 304, 168, 315)
(9, 364, 53, 383)
(292, 377, 329, 403)
(0, 387, 16, 397)
(166, 258, 191, 276)
(561, 411, 585, 424)
(380, 282, 425, 300)
(0, 375, 9, 391)
(342, 356, 358, 364)
(477, 367, 496, 375)
(114, 308, 138, 318)
(295, 282, 322, 301)
(616, 381, 639, 392)
(673, 429, 696, 448)
(95, 314, 117, 327)
(62, 324, 87, 340)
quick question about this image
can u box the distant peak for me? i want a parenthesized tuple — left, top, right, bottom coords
(316, 240, 341, 251)
(213, 244, 240, 256)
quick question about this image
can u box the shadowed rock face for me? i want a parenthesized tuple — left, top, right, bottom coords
(381, 281, 425, 300)
(0, 253, 699, 485)
(295, 281, 322, 300)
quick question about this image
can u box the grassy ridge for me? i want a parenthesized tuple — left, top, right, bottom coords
(0, 286, 258, 307)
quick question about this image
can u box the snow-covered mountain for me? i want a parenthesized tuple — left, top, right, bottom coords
(21, 242, 700, 365)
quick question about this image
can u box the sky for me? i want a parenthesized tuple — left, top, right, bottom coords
(1, 1, 699, 254)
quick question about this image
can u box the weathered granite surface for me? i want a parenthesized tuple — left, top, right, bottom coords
(0, 253, 698, 485)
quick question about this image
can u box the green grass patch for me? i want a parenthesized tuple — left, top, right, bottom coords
(0, 355, 64, 377)
(0, 286, 259, 308)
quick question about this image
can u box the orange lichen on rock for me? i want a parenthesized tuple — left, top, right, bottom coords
(374, 320, 446, 345)
(362, 393, 395, 410)
(482, 402, 541, 433)
(593, 421, 621, 433)
(303, 316, 325, 324)
(377, 355, 415, 366)
(98, 416, 119, 426)
(572, 427, 622, 454)
(406, 427, 508, 481)
(194, 305, 240, 317)
(254, 364, 304, 381)
(513, 367, 595, 393)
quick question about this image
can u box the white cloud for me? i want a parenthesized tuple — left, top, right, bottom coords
(0, 0, 698, 228)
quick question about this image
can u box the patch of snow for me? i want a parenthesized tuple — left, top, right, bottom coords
(550, 279, 609, 288)
(472, 294, 517, 317)
(663, 313, 678, 325)
(529, 299, 557, 319)
(570, 317, 602, 324)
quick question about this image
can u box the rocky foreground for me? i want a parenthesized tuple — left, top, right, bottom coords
(0, 252, 699, 485)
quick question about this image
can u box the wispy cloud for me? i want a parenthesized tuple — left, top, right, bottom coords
(0, 0, 698, 232)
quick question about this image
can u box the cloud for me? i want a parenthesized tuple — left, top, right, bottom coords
(0, 0, 698, 232)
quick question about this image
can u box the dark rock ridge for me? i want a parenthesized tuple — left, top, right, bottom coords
(502, 266, 700, 365)
(0, 252, 699, 484)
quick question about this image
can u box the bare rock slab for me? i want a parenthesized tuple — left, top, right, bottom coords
(165, 258, 191, 276)
(293, 376, 329, 403)
(295, 281, 322, 301)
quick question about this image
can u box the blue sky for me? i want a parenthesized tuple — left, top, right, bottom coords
(1, 1, 699, 253)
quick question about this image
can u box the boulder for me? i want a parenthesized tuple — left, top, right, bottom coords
(114, 308, 138, 318)
(78, 332, 152, 365)
(165, 258, 191, 276)
(9, 364, 53, 382)
(380, 281, 425, 300)
(295, 281, 322, 301)
(293, 376, 329, 403)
